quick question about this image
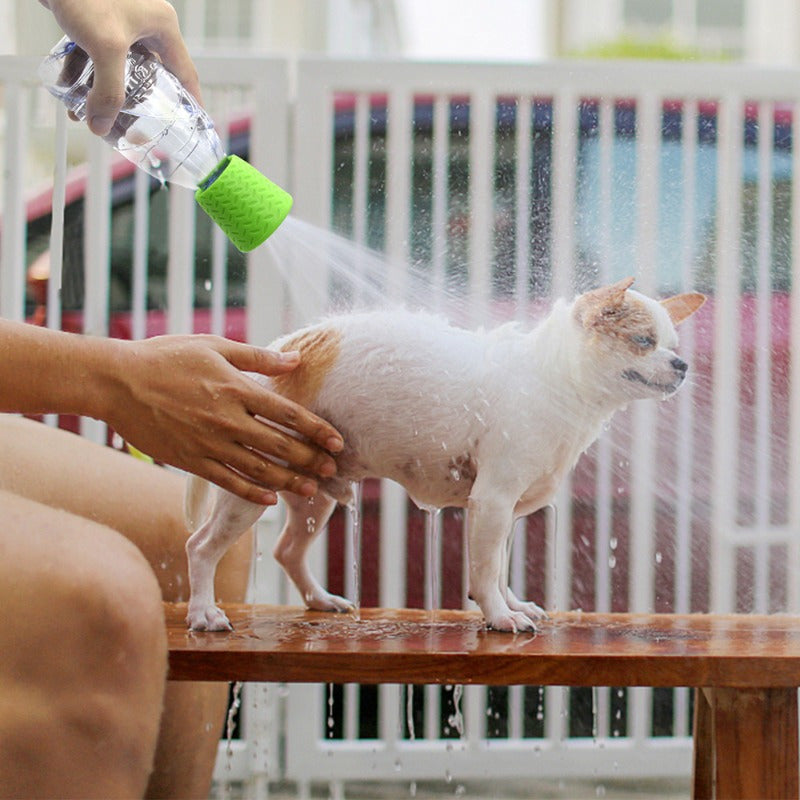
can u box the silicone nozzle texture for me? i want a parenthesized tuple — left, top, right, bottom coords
(195, 155, 292, 252)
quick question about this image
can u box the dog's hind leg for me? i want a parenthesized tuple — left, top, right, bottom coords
(185, 493, 265, 631)
(274, 492, 354, 612)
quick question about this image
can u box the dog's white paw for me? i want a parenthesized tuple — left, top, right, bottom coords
(514, 600, 549, 622)
(186, 604, 233, 632)
(304, 589, 355, 613)
(486, 609, 539, 634)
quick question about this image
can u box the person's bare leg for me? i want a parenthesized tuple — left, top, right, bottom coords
(0, 416, 252, 798)
(0, 490, 167, 799)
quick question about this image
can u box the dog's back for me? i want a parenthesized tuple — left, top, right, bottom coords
(266, 308, 537, 509)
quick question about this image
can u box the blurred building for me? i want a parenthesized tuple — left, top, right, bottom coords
(547, 0, 800, 64)
(5, 0, 404, 58)
(3, 0, 800, 65)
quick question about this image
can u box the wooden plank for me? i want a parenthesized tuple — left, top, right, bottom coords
(165, 604, 800, 687)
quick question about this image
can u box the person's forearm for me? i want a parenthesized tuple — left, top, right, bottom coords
(0, 318, 121, 419)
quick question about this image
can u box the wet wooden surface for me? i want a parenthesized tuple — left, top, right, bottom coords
(164, 603, 800, 687)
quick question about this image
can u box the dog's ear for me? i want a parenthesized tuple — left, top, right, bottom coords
(574, 277, 635, 329)
(660, 292, 706, 326)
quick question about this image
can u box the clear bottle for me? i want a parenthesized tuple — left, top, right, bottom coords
(39, 36, 292, 252)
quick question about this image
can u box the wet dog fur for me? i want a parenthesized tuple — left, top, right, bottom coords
(184, 278, 705, 632)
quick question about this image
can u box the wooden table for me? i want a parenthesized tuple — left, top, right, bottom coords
(165, 604, 800, 799)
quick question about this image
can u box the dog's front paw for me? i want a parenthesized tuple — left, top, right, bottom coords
(486, 609, 539, 634)
(186, 604, 233, 632)
(305, 589, 355, 613)
(505, 589, 549, 623)
(514, 600, 549, 623)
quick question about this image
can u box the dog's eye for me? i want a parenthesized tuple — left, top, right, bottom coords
(631, 335, 656, 350)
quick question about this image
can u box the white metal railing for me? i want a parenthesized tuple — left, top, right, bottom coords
(2, 55, 799, 795)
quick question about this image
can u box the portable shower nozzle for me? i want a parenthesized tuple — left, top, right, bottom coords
(195, 155, 293, 252)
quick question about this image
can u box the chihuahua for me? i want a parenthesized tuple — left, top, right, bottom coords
(184, 277, 705, 632)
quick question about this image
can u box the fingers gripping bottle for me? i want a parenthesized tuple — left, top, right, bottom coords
(39, 36, 292, 252)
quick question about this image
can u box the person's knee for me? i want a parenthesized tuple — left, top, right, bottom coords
(0, 505, 168, 798)
(66, 522, 168, 688)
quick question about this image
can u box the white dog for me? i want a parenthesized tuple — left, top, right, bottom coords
(184, 277, 704, 633)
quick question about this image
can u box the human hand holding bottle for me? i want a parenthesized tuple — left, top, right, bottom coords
(35, 0, 341, 502)
(39, 0, 201, 136)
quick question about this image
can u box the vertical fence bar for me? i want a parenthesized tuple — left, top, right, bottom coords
(352, 91, 370, 247)
(247, 58, 290, 346)
(80, 137, 112, 444)
(431, 94, 449, 310)
(0, 82, 27, 321)
(629, 89, 661, 608)
(592, 93, 617, 748)
(343, 487, 362, 741)
(131, 167, 150, 341)
(673, 97, 700, 737)
(541, 85, 574, 744)
(385, 86, 413, 301)
(753, 100, 774, 613)
(508, 516, 527, 739)
(46, 105, 68, 335)
(550, 90, 577, 299)
(595, 95, 615, 618)
(467, 90, 494, 323)
(83, 138, 112, 338)
(711, 93, 744, 613)
(379, 83, 414, 753)
(209, 93, 231, 339)
(167, 187, 196, 335)
(349, 91, 371, 307)
(674, 99, 699, 617)
(464, 89, 497, 747)
(628, 90, 662, 748)
(514, 95, 532, 315)
(789, 103, 800, 613)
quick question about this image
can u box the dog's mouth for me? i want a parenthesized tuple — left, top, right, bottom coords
(622, 369, 682, 395)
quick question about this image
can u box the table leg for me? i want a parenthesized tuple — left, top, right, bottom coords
(692, 688, 714, 799)
(700, 687, 798, 800)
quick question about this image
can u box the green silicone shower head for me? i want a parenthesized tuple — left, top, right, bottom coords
(195, 155, 293, 252)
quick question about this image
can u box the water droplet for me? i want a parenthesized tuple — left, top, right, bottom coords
(655, 550, 663, 564)
(204, 279, 212, 291)
(608, 555, 617, 569)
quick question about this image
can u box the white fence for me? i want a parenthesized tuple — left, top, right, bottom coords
(1, 54, 799, 795)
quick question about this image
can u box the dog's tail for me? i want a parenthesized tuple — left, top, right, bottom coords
(184, 474, 214, 532)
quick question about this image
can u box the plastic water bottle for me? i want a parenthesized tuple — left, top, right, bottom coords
(39, 36, 292, 252)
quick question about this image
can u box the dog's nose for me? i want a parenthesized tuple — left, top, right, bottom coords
(672, 357, 688, 375)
